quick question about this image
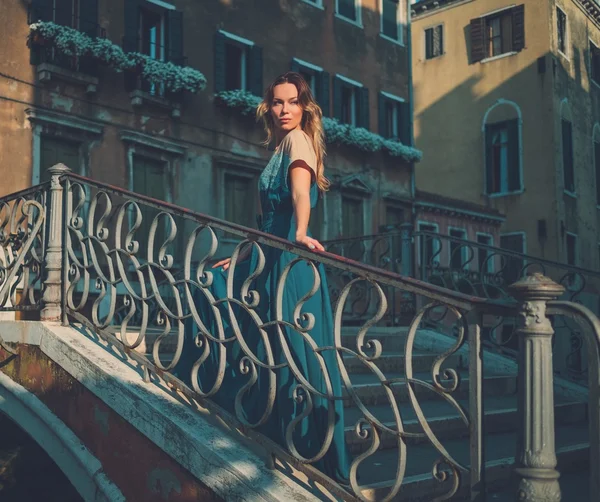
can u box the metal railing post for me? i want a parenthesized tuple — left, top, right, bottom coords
(41, 163, 70, 321)
(508, 273, 564, 502)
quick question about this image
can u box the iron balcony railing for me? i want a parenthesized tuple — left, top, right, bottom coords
(1, 164, 599, 502)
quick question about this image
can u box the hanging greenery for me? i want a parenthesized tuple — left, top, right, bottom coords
(28, 21, 207, 93)
(215, 90, 423, 162)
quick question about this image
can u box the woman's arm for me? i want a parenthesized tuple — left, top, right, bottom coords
(289, 161, 324, 252)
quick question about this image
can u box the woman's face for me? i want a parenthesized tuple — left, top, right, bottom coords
(270, 83, 303, 134)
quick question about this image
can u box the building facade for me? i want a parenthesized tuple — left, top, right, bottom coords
(412, 0, 600, 272)
(0, 0, 419, 249)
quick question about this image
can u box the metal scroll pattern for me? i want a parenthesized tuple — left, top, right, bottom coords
(62, 180, 480, 501)
(0, 187, 46, 312)
(415, 231, 598, 382)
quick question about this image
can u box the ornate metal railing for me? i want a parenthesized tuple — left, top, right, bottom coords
(0, 184, 47, 313)
(1, 165, 599, 502)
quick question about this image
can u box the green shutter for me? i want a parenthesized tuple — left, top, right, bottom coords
(167, 10, 184, 65)
(562, 120, 574, 192)
(359, 87, 370, 130)
(248, 45, 263, 96)
(470, 17, 486, 63)
(54, 0, 72, 26)
(333, 76, 342, 120)
(214, 32, 227, 93)
(485, 125, 494, 194)
(507, 119, 520, 191)
(512, 4, 525, 52)
(398, 101, 411, 145)
(79, 0, 98, 36)
(123, 0, 140, 53)
(378, 93, 387, 136)
(318, 71, 330, 117)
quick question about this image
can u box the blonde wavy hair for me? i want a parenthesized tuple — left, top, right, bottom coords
(256, 72, 330, 192)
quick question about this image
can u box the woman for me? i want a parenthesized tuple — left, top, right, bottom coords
(175, 72, 350, 482)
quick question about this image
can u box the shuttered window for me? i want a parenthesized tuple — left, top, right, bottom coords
(132, 156, 170, 249)
(485, 119, 520, 195)
(290, 59, 330, 116)
(557, 8, 567, 55)
(425, 25, 444, 59)
(334, 76, 368, 128)
(214, 31, 262, 95)
(378, 92, 410, 144)
(562, 119, 575, 193)
(449, 228, 467, 270)
(499, 233, 525, 285)
(470, 5, 524, 63)
(337, 0, 359, 23)
(476, 233, 494, 274)
(382, 0, 400, 42)
(123, 1, 184, 94)
(308, 197, 325, 240)
(40, 136, 80, 183)
(417, 223, 440, 270)
(566, 233, 578, 266)
(341, 196, 364, 238)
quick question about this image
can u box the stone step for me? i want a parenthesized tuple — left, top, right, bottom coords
(355, 425, 589, 501)
(344, 397, 587, 453)
(341, 351, 464, 374)
(343, 372, 517, 407)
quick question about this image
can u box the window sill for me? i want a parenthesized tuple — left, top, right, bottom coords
(563, 190, 578, 199)
(130, 90, 181, 118)
(301, 0, 324, 9)
(487, 189, 524, 198)
(37, 63, 98, 94)
(480, 51, 518, 64)
(334, 13, 363, 28)
(379, 33, 405, 47)
(424, 53, 445, 61)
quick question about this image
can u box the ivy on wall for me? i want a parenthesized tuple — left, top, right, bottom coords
(28, 21, 207, 93)
(215, 90, 423, 162)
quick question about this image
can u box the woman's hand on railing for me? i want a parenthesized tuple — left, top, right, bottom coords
(296, 233, 325, 252)
(212, 245, 252, 271)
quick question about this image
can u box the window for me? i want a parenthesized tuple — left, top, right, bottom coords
(500, 233, 525, 285)
(562, 118, 575, 193)
(341, 196, 364, 237)
(417, 222, 440, 271)
(566, 233, 578, 266)
(40, 136, 80, 183)
(336, 0, 361, 25)
(334, 75, 369, 128)
(29, 0, 99, 73)
(291, 59, 330, 116)
(123, 1, 184, 94)
(485, 119, 520, 194)
(378, 92, 410, 144)
(448, 228, 467, 270)
(425, 25, 444, 59)
(385, 205, 405, 264)
(470, 5, 525, 63)
(223, 173, 256, 229)
(590, 41, 600, 86)
(476, 233, 494, 274)
(214, 31, 263, 95)
(132, 155, 170, 247)
(557, 7, 567, 55)
(381, 0, 402, 43)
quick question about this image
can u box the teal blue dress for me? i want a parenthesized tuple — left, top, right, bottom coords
(175, 129, 350, 481)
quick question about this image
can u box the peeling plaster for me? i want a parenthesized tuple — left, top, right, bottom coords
(50, 92, 74, 113)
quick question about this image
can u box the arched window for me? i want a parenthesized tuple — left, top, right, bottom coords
(593, 124, 600, 205)
(561, 100, 575, 194)
(482, 100, 523, 195)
